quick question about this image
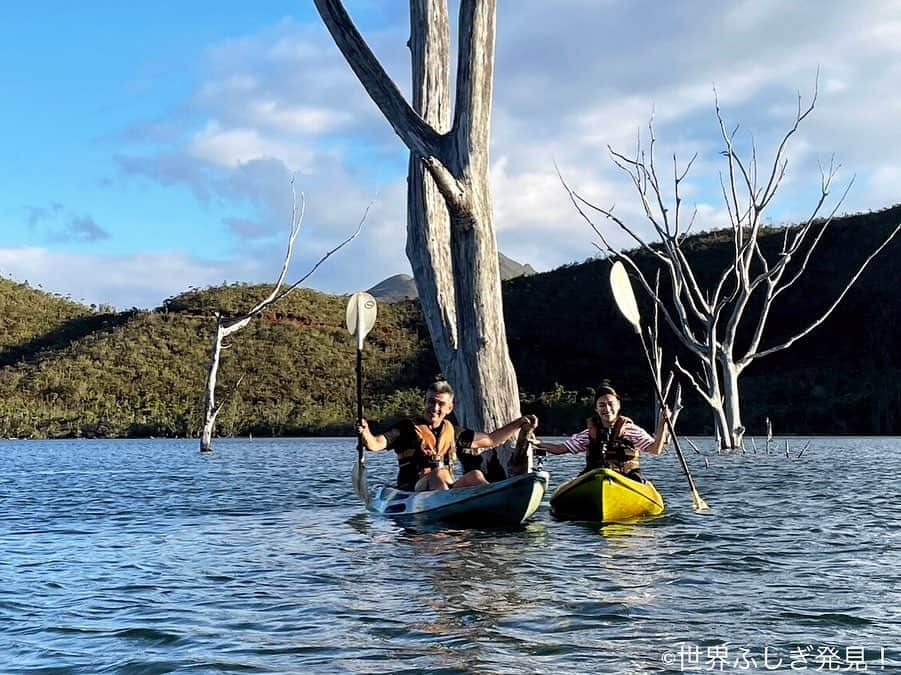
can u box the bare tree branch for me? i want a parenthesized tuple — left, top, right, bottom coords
(313, 0, 440, 158)
(200, 188, 366, 451)
(452, 0, 494, 173)
(674, 357, 718, 408)
(751, 220, 900, 360)
(313, 0, 465, 209)
(572, 78, 896, 448)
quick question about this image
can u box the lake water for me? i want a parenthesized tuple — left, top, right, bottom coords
(1, 437, 898, 674)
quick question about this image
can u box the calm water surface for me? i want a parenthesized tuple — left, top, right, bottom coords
(1, 437, 899, 674)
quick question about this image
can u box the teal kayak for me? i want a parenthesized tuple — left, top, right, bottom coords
(369, 470, 549, 527)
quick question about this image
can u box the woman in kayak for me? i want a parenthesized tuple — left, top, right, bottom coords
(357, 380, 537, 492)
(538, 381, 668, 482)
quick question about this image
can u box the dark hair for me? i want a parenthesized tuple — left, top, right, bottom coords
(427, 380, 455, 398)
(595, 379, 619, 401)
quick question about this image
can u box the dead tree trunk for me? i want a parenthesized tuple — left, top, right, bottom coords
(200, 189, 363, 451)
(201, 312, 253, 451)
(563, 82, 901, 449)
(315, 0, 522, 472)
(200, 319, 225, 450)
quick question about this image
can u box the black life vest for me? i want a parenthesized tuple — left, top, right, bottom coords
(395, 419, 456, 489)
(585, 415, 640, 475)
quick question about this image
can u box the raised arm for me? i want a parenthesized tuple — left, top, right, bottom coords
(538, 441, 574, 455)
(643, 409, 671, 456)
(470, 415, 536, 449)
(357, 419, 388, 452)
(536, 429, 588, 455)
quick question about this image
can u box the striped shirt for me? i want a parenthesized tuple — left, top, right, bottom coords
(560, 420, 655, 455)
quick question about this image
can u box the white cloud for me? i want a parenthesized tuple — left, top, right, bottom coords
(186, 121, 322, 171)
(249, 100, 352, 135)
(0, 248, 250, 309)
(863, 166, 901, 210)
(0, 234, 394, 311)
(196, 74, 258, 101)
(492, 0, 901, 248)
(25, 1, 899, 309)
(188, 122, 271, 168)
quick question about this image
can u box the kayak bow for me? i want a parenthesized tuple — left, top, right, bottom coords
(370, 471, 549, 528)
(550, 468, 664, 523)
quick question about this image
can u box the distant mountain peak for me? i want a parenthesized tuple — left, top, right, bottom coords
(498, 252, 537, 280)
(367, 253, 536, 302)
(366, 273, 417, 302)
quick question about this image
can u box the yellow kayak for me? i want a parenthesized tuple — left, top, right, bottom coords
(550, 468, 664, 523)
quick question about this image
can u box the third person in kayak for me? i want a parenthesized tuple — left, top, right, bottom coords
(538, 380, 668, 483)
(356, 380, 537, 492)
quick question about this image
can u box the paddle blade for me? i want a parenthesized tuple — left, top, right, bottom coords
(609, 261, 642, 332)
(352, 454, 371, 507)
(692, 491, 710, 512)
(345, 292, 378, 350)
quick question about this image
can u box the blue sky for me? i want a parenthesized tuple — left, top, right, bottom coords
(2, 1, 899, 308)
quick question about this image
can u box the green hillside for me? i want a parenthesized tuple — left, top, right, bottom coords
(0, 283, 438, 438)
(0, 278, 97, 352)
(0, 204, 898, 439)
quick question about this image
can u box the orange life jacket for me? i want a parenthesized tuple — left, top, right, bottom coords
(395, 419, 457, 488)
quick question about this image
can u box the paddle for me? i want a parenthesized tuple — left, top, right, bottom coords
(609, 261, 710, 512)
(345, 291, 378, 505)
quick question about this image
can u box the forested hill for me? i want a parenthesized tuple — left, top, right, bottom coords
(1, 204, 898, 439)
(502, 204, 901, 436)
(0, 283, 439, 438)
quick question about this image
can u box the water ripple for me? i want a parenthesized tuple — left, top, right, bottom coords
(1, 437, 899, 673)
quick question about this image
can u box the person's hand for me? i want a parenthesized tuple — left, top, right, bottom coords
(657, 408, 672, 448)
(521, 414, 538, 431)
(357, 419, 370, 436)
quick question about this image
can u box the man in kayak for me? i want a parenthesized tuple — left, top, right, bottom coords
(356, 380, 537, 492)
(537, 381, 668, 482)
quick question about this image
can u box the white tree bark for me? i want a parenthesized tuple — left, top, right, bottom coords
(563, 84, 901, 448)
(200, 315, 235, 452)
(199, 189, 363, 451)
(315, 0, 523, 473)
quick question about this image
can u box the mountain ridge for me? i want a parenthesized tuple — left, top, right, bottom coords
(367, 252, 536, 301)
(0, 204, 898, 438)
